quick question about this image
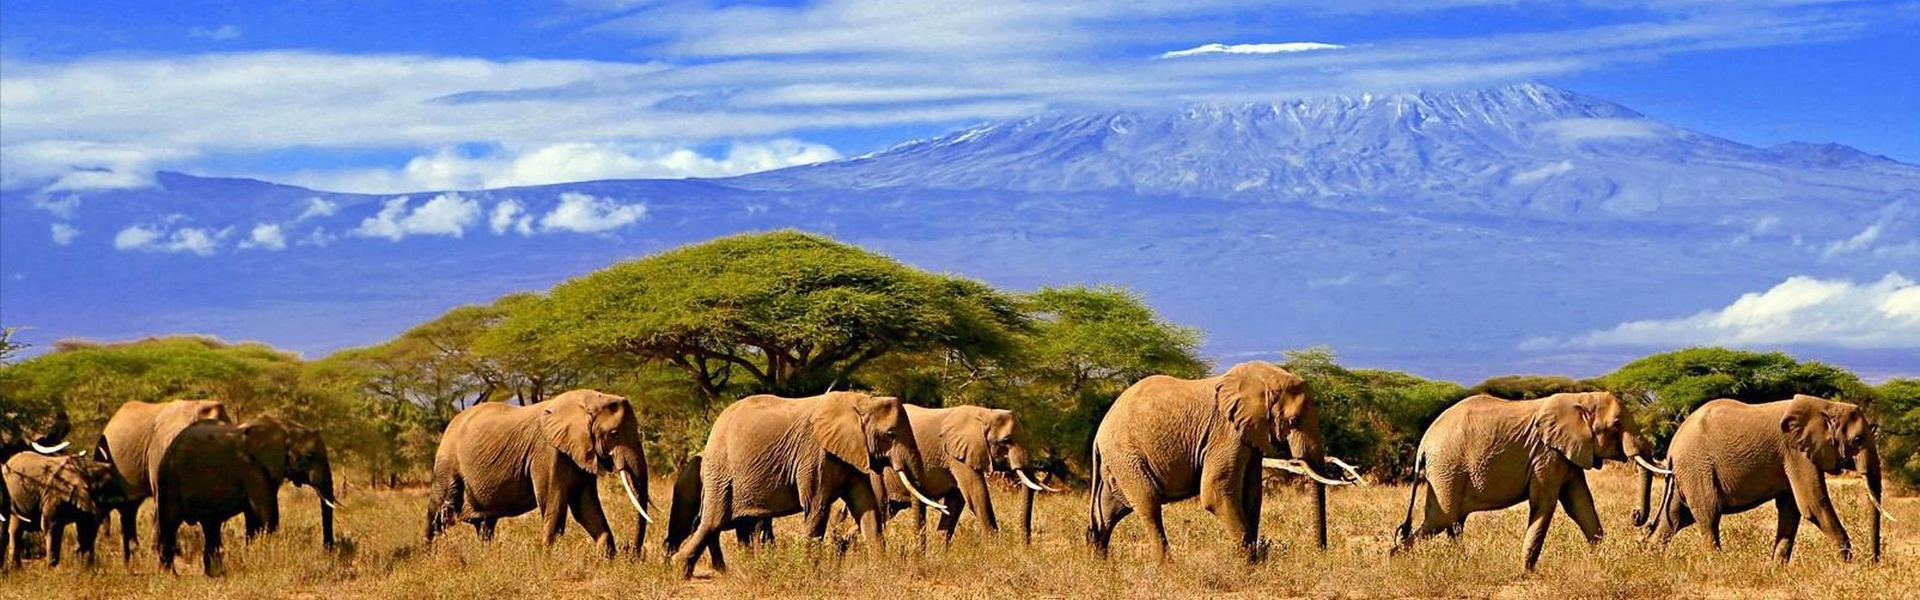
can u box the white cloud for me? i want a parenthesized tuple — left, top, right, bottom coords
(1509, 160, 1575, 185)
(350, 193, 481, 241)
(190, 25, 243, 41)
(1160, 42, 1345, 59)
(1822, 220, 1883, 258)
(113, 223, 230, 256)
(238, 223, 287, 250)
(540, 193, 648, 233)
(301, 227, 336, 247)
(1537, 118, 1666, 143)
(286, 140, 841, 194)
(490, 199, 534, 236)
(297, 197, 338, 221)
(0, 141, 197, 192)
(50, 223, 79, 245)
(1528, 273, 1920, 350)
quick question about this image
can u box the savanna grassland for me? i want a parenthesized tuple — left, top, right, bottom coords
(5, 466, 1913, 600)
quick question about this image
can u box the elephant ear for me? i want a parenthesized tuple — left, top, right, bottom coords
(240, 422, 291, 480)
(811, 393, 874, 474)
(1782, 396, 1841, 472)
(542, 396, 603, 475)
(1535, 394, 1598, 469)
(1216, 369, 1275, 454)
(943, 410, 991, 472)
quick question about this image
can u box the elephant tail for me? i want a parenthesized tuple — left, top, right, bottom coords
(1394, 452, 1426, 544)
(1086, 445, 1107, 546)
(1643, 466, 1676, 542)
(664, 455, 704, 556)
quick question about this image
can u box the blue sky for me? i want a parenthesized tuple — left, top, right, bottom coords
(3, 0, 1917, 194)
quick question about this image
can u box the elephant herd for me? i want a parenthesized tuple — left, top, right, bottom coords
(1, 400, 337, 575)
(0, 361, 1890, 579)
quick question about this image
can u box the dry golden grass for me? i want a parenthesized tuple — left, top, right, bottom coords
(4, 465, 1915, 599)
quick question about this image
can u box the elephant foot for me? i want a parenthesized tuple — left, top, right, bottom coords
(1245, 539, 1272, 564)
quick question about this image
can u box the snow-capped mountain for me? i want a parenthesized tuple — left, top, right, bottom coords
(4, 84, 1916, 381)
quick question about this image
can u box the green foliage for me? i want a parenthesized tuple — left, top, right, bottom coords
(492, 230, 1027, 403)
(1876, 378, 1920, 491)
(1468, 374, 1599, 399)
(1280, 347, 1467, 481)
(0, 325, 27, 365)
(1599, 347, 1874, 453)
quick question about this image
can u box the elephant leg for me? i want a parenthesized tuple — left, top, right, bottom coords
(1238, 458, 1266, 558)
(935, 493, 966, 546)
(1197, 452, 1251, 557)
(567, 483, 617, 559)
(1772, 494, 1801, 562)
(1558, 473, 1604, 544)
(77, 519, 99, 567)
(202, 520, 225, 577)
(954, 469, 998, 535)
(845, 476, 885, 552)
(156, 515, 180, 573)
(732, 517, 756, 548)
(1521, 482, 1561, 571)
(913, 503, 928, 552)
(673, 484, 730, 579)
(9, 519, 26, 570)
(539, 494, 570, 548)
(1088, 483, 1132, 558)
(1396, 482, 1459, 555)
(118, 505, 138, 563)
(1786, 466, 1851, 560)
(45, 516, 63, 567)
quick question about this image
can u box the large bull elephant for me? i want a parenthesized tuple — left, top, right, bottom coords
(1087, 361, 1352, 563)
(882, 404, 1058, 546)
(98, 399, 230, 561)
(3, 452, 130, 569)
(1650, 395, 1886, 562)
(669, 391, 945, 579)
(1393, 392, 1664, 570)
(424, 390, 652, 558)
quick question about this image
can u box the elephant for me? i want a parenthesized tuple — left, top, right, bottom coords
(424, 389, 652, 559)
(3, 451, 131, 569)
(153, 415, 336, 576)
(1087, 361, 1353, 563)
(1, 408, 73, 460)
(668, 391, 945, 579)
(879, 404, 1059, 547)
(1648, 395, 1886, 562)
(98, 399, 230, 560)
(1392, 391, 1664, 571)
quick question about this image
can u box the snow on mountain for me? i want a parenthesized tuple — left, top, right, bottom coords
(4, 84, 1916, 381)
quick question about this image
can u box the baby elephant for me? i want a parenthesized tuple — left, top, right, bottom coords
(1650, 395, 1886, 562)
(3, 451, 131, 569)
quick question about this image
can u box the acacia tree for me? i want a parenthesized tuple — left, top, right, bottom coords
(1601, 347, 1874, 452)
(493, 230, 1027, 406)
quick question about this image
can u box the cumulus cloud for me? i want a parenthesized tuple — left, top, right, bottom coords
(50, 223, 79, 245)
(238, 223, 288, 250)
(490, 199, 534, 236)
(297, 197, 339, 221)
(113, 223, 230, 256)
(350, 193, 481, 241)
(1822, 220, 1883, 258)
(285, 140, 842, 194)
(540, 193, 648, 233)
(1159, 42, 1345, 59)
(1528, 273, 1920, 350)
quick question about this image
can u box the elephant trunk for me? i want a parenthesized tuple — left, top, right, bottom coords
(313, 466, 338, 551)
(1286, 427, 1331, 550)
(612, 450, 651, 558)
(1865, 441, 1883, 562)
(1632, 465, 1653, 527)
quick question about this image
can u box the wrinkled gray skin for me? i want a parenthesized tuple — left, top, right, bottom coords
(1651, 395, 1883, 562)
(1088, 362, 1331, 563)
(98, 399, 230, 562)
(425, 390, 650, 559)
(1393, 392, 1658, 571)
(4, 452, 131, 569)
(880, 405, 1043, 547)
(670, 392, 931, 580)
(154, 416, 333, 576)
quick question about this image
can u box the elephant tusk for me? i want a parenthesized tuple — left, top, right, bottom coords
(322, 498, 338, 510)
(1262, 458, 1353, 487)
(1631, 456, 1674, 477)
(898, 471, 949, 515)
(1328, 456, 1367, 485)
(1015, 470, 1058, 493)
(619, 472, 652, 524)
(1868, 494, 1898, 523)
(30, 440, 69, 454)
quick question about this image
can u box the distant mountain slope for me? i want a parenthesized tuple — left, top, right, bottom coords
(4, 84, 1916, 381)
